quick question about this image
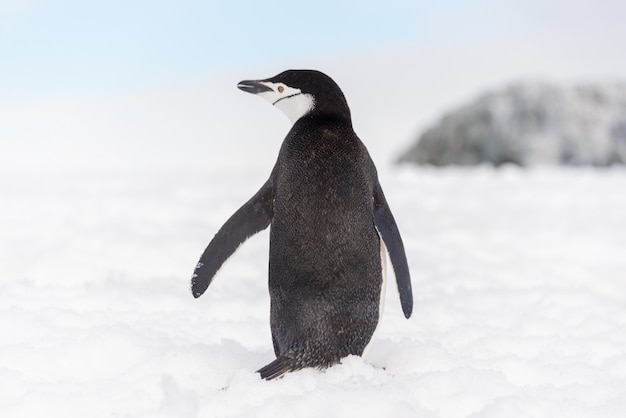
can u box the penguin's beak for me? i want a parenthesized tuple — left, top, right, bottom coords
(237, 80, 273, 94)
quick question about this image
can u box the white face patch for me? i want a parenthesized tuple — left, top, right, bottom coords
(256, 81, 316, 124)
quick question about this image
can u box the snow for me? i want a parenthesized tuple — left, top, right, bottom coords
(1, 163, 626, 417)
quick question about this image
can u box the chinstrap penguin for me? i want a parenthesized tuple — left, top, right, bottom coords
(191, 69, 412, 380)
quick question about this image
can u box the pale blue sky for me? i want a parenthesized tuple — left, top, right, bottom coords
(1, 0, 427, 98)
(5, 0, 624, 100)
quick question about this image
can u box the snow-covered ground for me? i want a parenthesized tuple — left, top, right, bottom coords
(2, 163, 626, 417)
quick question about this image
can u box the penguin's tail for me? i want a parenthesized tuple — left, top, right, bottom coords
(257, 356, 298, 380)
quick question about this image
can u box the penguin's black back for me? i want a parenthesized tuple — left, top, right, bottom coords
(267, 113, 382, 371)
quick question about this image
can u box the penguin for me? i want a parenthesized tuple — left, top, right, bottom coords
(191, 70, 412, 380)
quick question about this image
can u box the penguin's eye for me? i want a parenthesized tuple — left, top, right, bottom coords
(277, 85, 284, 93)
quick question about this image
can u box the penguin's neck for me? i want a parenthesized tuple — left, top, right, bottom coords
(293, 111, 353, 131)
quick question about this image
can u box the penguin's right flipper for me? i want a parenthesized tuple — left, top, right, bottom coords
(191, 179, 274, 298)
(372, 182, 413, 319)
(257, 356, 297, 380)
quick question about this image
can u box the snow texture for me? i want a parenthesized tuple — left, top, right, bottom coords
(399, 83, 626, 167)
(1, 164, 626, 418)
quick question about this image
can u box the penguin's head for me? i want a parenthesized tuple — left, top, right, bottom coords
(237, 70, 351, 125)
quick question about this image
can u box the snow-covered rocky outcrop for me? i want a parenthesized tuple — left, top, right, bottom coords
(399, 83, 626, 166)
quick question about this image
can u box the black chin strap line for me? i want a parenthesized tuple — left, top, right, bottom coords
(273, 92, 301, 106)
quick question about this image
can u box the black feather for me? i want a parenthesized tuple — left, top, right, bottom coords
(257, 356, 297, 380)
(191, 179, 274, 298)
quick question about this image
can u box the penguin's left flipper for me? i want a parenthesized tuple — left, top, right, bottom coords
(191, 179, 274, 298)
(373, 182, 413, 318)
